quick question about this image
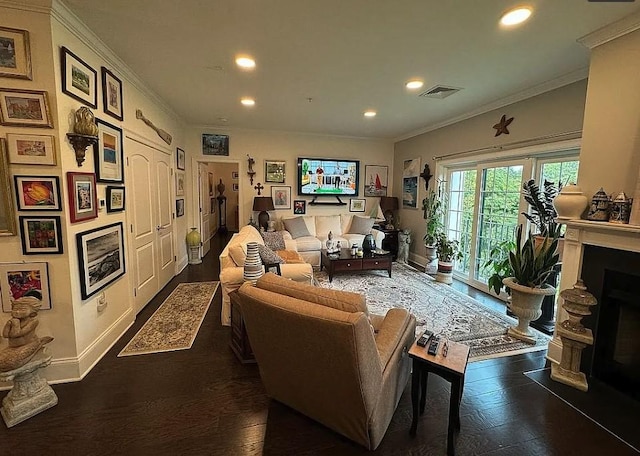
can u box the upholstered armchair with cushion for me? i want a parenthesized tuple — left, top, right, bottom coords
(219, 225, 313, 326)
(237, 273, 416, 450)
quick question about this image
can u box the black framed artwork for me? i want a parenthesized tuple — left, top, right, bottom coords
(94, 118, 124, 183)
(19, 215, 63, 255)
(61, 46, 97, 108)
(101, 66, 123, 121)
(106, 186, 125, 212)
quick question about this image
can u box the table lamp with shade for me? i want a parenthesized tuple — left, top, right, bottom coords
(253, 196, 275, 231)
(379, 196, 399, 229)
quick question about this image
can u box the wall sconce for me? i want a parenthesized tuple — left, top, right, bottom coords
(247, 154, 256, 185)
(67, 107, 98, 166)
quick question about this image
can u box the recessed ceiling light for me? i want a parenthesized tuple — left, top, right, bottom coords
(406, 80, 424, 90)
(364, 111, 376, 118)
(500, 7, 532, 26)
(235, 56, 256, 69)
(241, 98, 255, 106)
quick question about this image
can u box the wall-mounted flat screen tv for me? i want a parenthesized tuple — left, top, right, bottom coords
(297, 158, 360, 196)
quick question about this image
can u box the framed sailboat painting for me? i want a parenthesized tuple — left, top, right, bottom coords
(364, 165, 388, 197)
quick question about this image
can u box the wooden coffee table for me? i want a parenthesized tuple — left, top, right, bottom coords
(320, 248, 392, 282)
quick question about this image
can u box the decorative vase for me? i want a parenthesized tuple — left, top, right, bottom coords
(609, 191, 632, 224)
(553, 184, 588, 220)
(502, 277, 556, 344)
(243, 242, 263, 285)
(217, 179, 226, 197)
(186, 228, 202, 265)
(587, 187, 610, 222)
(435, 260, 453, 284)
(362, 233, 376, 253)
(73, 107, 99, 136)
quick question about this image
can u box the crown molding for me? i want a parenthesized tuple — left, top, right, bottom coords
(394, 67, 588, 143)
(578, 10, 640, 49)
(0, 0, 51, 15)
(49, 0, 183, 124)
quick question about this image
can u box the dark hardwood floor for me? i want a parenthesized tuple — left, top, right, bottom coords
(1, 232, 637, 455)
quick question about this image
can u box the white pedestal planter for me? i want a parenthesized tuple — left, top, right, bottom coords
(503, 277, 556, 344)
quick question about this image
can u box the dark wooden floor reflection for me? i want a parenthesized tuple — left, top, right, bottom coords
(1, 232, 637, 455)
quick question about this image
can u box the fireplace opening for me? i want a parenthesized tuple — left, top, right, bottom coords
(581, 246, 640, 402)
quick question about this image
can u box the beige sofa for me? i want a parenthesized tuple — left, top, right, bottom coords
(219, 225, 313, 326)
(237, 273, 416, 450)
(278, 214, 386, 267)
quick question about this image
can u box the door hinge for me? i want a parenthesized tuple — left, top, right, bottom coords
(174, 255, 176, 262)
(130, 224, 133, 233)
(134, 288, 137, 297)
(126, 157, 129, 166)
(171, 168, 174, 176)
(172, 213, 175, 219)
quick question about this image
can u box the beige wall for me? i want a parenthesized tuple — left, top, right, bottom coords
(578, 29, 640, 198)
(185, 128, 395, 228)
(394, 80, 588, 262)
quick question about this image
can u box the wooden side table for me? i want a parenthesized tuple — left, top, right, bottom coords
(229, 290, 256, 364)
(409, 338, 470, 456)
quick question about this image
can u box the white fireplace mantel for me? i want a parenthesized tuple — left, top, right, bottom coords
(547, 220, 640, 364)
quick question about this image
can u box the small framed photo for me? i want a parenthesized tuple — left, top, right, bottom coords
(19, 215, 63, 255)
(202, 134, 229, 155)
(176, 147, 185, 170)
(350, 198, 366, 212)
(0, 88, 52, 128)
(265, 160, 285, 183)
(232, 183, 239, 192)
(76, 222, 125, 300)
(106, 186, 125, 212)
(271, 185, 291, 210)
(293, 200, 306, 215)
(61, 46, 97, 108)
(94, 118, 124, 183)
(176, 171, 185, 196)
(232, 171, 239, 179)
(176, 199, 185, 217)
(67, 172, 98, 223)
(101, 66, 123, 120)
(14, 175, 61, 211)
(0, 26, 32, 80)
(7, 133, 56, 165)
(0, 262, 51, 312)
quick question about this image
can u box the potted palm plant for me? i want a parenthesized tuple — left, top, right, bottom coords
(435, 232, 462, 284)
(502, 224, 559, 343)
(422, 188, 444, 273)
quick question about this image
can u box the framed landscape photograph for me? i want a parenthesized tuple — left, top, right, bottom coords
(106, 186, 125, 212)
(0, 26, 32, 80)
(94, 118, 124, 183)
(176, 147, 185, 170)
(0, 262, 51, 312)
(67, 172, 98, 223)
(76, 222, 126, 300)
(176, 199, 185, 217)
(265, 160, 285, 183)
(0, 88, 52, 128)
(349, 198, 366, 212)
(61, 46, 97, 108)
(0, 139, 17, 236)
(364, 165, 388, 197)
(19, 215, 63, 255)
(101, 66, 123, 120)
(202, 134, 229, 156)
(293, 200, 306, 215)
(7, 133, 56, 165)
(402, 176, 418, 209)
(14, 175, 61, 211)
(176, 171, 185, 196)
(271, 185, 291, 210)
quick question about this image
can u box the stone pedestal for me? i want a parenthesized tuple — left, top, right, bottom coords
(0, 349, 57, 428)
(551, 325, 593, 392)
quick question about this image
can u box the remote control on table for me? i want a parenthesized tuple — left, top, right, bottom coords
(416, 330, 434, 347)
(427, 336, 440, 356)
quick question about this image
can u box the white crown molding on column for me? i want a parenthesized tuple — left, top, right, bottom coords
(578, 9, 640, 49)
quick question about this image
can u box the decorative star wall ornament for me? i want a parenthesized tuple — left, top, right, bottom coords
(493, 114, 514, 137)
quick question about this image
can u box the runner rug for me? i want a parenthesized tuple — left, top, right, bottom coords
(118, 281, 219, 357)
(314, 263, 550, 362)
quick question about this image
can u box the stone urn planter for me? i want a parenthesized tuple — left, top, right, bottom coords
(503, 277, 556, 344)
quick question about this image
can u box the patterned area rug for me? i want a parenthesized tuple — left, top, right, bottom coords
(118, 282, 219, 357)
(315, 263, 550, 362)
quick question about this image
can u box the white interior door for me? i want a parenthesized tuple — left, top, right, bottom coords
(199, 163, 211, 256)
(127, 137, 175, 314)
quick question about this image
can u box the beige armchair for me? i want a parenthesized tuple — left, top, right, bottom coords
(236, 273, 416, 450)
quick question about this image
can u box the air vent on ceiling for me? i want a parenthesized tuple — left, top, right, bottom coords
(419, 85, 462, 99)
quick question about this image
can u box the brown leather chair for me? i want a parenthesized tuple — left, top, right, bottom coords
(237, 273, 416, 450)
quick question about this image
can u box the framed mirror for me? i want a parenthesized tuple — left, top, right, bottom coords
(0, 139, 17, 236)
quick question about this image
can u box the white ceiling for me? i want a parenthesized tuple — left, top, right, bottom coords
(62, 0, 640, 140)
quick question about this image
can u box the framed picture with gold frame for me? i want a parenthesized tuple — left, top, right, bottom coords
(0, 88, 52, 128)
(0, 26, 32, 80)
(0, 139, 17, 236)
(6, 133, 56, 165)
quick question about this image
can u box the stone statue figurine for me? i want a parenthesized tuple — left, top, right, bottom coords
(0, 297, 53, 372)
(397, 229, 411, 264)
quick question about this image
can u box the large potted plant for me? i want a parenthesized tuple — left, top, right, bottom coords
(521, 179, 565, 262)
(502, 224, 559, 343)
(422, 188, 444, 273)
(435, 232, 462, 284)
(484, 239, 515, 297)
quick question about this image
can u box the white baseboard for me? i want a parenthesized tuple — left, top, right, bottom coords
(546, 336, 563, 365)
(176, 255, 188, 274)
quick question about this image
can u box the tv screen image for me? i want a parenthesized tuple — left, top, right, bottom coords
(298, 158, 359, 196)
